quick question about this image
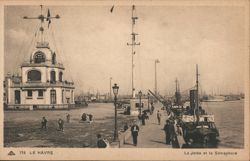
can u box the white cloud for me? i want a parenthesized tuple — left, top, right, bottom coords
(7, 28, 29, 42)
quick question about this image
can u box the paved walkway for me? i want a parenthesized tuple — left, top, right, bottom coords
(121, 104, 172, 148)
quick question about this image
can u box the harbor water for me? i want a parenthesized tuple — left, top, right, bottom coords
(202, 100, 244, 148)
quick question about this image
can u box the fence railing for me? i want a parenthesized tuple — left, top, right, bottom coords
(11, 81, 74, 88)
(5, 104, 78, 110)
(21, 61, 64, 69)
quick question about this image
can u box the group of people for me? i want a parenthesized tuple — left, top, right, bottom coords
(81, 113, 93, 123)
(130, 104, 184, 148)
(162, 115, 184, 147)
(138, 111, 149, 125)
(41, 112, 94, 132)
(96, 120, 140, 148)
(41, 101, 185, 148)
(41, 114, 70, 132)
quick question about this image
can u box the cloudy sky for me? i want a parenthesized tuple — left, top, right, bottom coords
(4, 5, 246, 95)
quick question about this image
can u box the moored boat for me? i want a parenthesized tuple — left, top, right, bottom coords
(181, 65, 219, 148)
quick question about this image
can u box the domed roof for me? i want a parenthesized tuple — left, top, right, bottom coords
(30, 42, 55, 63)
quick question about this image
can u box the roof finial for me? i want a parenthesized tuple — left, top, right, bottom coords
(23, 5, 60, 44)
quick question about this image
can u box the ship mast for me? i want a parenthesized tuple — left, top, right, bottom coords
(175, 78, 178, 105)
(175, 78, 181, 106)
(195, 64, 200, 123)
(127, 5, 140, 98)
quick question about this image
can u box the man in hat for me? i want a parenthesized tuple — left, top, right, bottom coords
(58, 118, 64, 132)
(66, 113, 70, 123)
(41, 116, 47, 130)
(150, 102, 154, 114)
(163, 120, 171, 144)
(131, 120, 140, 146)
(157, 110, 161, 125)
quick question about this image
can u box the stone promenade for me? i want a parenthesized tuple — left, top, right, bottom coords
(121, 103, 172, 148)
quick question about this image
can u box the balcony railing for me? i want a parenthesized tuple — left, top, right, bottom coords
(5, 104, 76, 110)
(21, 61, 64, 69)
(11, 81, 74, 88)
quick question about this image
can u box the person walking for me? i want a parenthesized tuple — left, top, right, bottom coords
(58, 118, 64, 132)
(151, 102, 155, 114)
(163, 120, 171, 144)
(81, 113, 87, 121)
(169, 120, 177, 146)
(66, 114, 70, 123)
(88, 114, 93, 122)
(141, 113, 146, 125)
(141, 111, 148, 125)
(41, 116, 47, 130)
(131, 120, 140, 146)
(157, 110, 161, 125)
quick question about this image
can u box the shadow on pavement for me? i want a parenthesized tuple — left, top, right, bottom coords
(150, 139, 167, 145)
(151, 122, 161, 125)
(124, 142, 134, 146)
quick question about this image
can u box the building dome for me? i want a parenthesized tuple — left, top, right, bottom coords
(30, 42, 56, 64)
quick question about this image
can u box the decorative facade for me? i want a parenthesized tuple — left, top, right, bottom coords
(4, 6, 76, 110)
(5, 41, 75, 110)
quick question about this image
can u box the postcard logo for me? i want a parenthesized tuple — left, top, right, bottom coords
(8, 151, 15, 156)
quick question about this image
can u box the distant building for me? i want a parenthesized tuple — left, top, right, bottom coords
(5, 42, 75, 110)
(4, 7, 75, 110)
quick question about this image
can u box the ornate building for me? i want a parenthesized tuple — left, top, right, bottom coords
(4, 7, 75, 110)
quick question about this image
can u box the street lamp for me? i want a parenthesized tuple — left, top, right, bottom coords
(155, 59, 160, 95)
(147, 92, 150, 111)
(138, 90, 142, 115)
(112, 83, 119, 141)
(109, 77, 112, 100)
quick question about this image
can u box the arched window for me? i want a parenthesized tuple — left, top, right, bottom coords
(34, 51, 45, 63)
(59, 72, 63, 82)
(50, 89, 56, 104)
(52, 53, 56, 64)
(27, 70, 41, 81)
(50, 71, 56, 82)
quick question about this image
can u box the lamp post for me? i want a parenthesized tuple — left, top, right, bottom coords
(147, 92, 150, 111)
(112, 83, 119, 141)
(155, 59, 160, 95)
(109, 77, 112, 100)
(138, 90, 142, 115)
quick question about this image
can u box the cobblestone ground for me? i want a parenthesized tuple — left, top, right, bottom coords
(4, 103, 136, 147)
(121, 103, 172, 148)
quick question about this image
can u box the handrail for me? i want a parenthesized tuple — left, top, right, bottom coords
(11, 81, 74, 88)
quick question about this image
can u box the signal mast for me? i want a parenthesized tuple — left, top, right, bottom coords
(127, 5, 140, 98)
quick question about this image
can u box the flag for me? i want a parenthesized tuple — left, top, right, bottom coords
(46, 9, 51, 21)
(110, 5, 114, 13)
(155, 59, 160, 63)
(47, 9, 51, 28)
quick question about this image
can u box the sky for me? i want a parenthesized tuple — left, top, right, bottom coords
(4, 5, 246, 96)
